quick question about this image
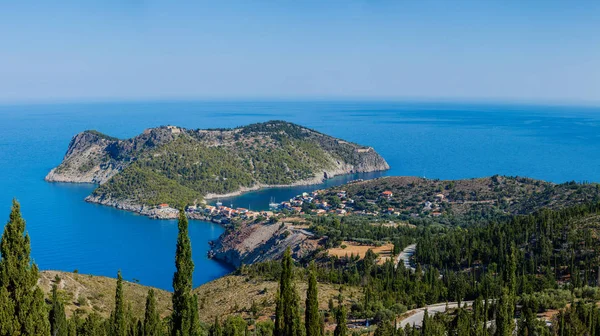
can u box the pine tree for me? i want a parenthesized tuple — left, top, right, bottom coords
(172, 210, 197, 336)
(111, 270, 127, 336)
(144, 289, 161, 336)
(373, 321, 394, 336)
(333, 304, 347, 336)
(50, 279, 68, 336)
(0, 200, 50, 336)
(305, 261, 321, 336)
(274, 247, 303, 336)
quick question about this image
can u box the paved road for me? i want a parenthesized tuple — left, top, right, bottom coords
(396, 244, 417, 271)
(399, 301, 474, 328)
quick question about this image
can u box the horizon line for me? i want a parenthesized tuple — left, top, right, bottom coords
(1, 95, 599, 109)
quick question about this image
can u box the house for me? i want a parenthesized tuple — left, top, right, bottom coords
(336, 209, 347, 215)
(381, 191, 393, 199)
(435, 194, 445, 200)
(221, 207, 234, 217)
(186, 205, 197, 211)
(158, 203, 169, 209)
(204, 205, 217, 214)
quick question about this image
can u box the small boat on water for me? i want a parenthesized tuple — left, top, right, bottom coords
(269, 197, 279, 209)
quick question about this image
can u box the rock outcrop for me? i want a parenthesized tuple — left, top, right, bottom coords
(211, 222, 321, 267)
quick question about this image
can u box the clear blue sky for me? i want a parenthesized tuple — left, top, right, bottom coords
(1, 1, 599, 104)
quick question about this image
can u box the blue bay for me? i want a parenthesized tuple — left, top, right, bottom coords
(1, 100, 599, 290)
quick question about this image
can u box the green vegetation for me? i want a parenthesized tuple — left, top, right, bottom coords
(10, 170, 600, 335)
(304, 262, 322, 336)
(324, 175, 600, 225)
(49, 280, 68, 336)
(144, 289, 161, 336)
(85, 130, 120, 141)
(0, 200, 50, 335)
(274, 248, 302, 336)
(92, 163, 204, 208)
(171, 210, 200, 336)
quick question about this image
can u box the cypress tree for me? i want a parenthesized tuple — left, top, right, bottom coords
(111, 270, 127, 336)
(171, 210, 197, 336)
(209, 316, 222, 336)
(333, 304, 347, 336)
(0, 200, 50, 336)
(274, 247, 302, 336)
(495, 287, 514, 336)
(50, 280, 68, 336)
(305, 261, 321, 336)
(136, 320, 143, 336)
(144, 289, 161, 336)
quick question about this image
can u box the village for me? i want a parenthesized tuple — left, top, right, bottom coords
(150, 182, 449, 223)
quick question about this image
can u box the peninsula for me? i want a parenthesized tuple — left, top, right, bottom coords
(46, 121, 389, 218)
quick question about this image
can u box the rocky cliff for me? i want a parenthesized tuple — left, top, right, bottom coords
(210, 221, 321, 268)
(47, 121, 389, 216)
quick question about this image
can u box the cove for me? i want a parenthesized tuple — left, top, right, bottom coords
(2, 100, 600, 290)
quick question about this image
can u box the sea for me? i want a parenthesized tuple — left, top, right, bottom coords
(1, 100, 599, 290)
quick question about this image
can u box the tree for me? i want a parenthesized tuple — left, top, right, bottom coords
(111, 270, 127, 336)
(171, 210, 199, 336)
(373, 321, 394, 336)
(0, 200, 50, 336)
(49, 280, 68, 336)
(333, 304, 347, 336)
(274, 247, 302, 336)
(144, 289, 162, 336)
(305, 262, 321, 336)
(209, 317, 223, 336)
(495, 287, 514, 336)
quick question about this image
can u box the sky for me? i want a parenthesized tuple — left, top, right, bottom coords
(1, 1, 599, 104)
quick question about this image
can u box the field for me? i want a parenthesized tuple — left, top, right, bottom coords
(327, 241, 395, 264)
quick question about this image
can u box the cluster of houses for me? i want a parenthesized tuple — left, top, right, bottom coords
(155, 188, 447, 221)
(184, 203, 274, 223)
(267, 189, 401, 217)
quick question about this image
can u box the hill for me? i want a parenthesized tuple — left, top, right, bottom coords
(39, 271, 361, 326)
(38, 271, 172, 319)
(46, 121, 389, 217)
(323, 175, 600, 224)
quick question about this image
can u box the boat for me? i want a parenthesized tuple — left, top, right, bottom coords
(269, 197, 279, 209)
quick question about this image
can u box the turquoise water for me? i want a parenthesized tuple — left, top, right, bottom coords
(1, 101, 600, 290)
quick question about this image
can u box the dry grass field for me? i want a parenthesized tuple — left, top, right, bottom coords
(327, 241, 395, 264)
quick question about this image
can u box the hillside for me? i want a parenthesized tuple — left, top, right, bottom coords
(38, 271, 172, 319)
(39, 271, 361, 326)
(46, 121, 389, 217)
(323, 175, 600, 224)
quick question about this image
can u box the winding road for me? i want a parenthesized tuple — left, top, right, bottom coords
(396, 243, 417, 271)
(399, 301, 474, 328)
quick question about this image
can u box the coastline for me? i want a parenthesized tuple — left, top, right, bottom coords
(84, 166, 389, 219)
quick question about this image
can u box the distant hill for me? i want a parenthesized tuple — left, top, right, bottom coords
(329, 175, 600, 224)
(46, 121, 389, 215)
